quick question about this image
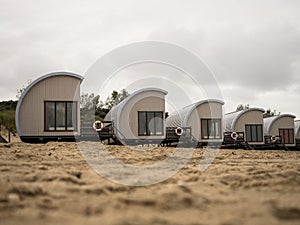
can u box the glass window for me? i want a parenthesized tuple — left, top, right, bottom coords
(45, 102, 55, 131)
(44, 101, 77, 131)
(284, 130, 289, 143)
(155, 112, 163, 135)
(67, 102, 77, 130)
(215, 120, 221, 138)
(201, 120, 208, 139)
(289, 129, 294, 144)
(279, 129, 284, 142)
(251, 126, 257, 142)
(56, 102, 65, 130)
(257, 125, 263, 142)
(138, 111, 164, 136)
(201, 119, 221, 139)
(147, 112, 155, 135)
(138, 112, 147, 135)
(246, 125, 251, 142)
(279, 129, 294, 144)
(245, 125, 263, 142)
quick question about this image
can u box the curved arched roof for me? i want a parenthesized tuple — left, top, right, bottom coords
(105, 88, 168, 118)
(225, 108, 265, 132)
(116, 88, 167, 115)
(166, 99, 225, 127)
(15, 72, 84, 136)
(264, 114, 296, 135)
(295, 120, 300, 138)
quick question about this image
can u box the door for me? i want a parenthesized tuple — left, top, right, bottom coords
(279, 129, 294, 144)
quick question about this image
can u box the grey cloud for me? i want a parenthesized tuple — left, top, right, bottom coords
(148, 24, 300, 92)
(207, 25, 300, 91)
(0, 0, 299, 119)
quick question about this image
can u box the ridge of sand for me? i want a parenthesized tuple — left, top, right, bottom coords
(0, 142, 299, 225)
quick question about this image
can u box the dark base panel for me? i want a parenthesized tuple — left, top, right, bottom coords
(20, 136, 77, 143)
(198, 142, 223, 147)
(296, 138, 300, 146)
(122, 139, 165, 146)
(19, 136, 300, 150)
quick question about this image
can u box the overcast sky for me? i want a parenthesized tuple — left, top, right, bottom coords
(0, 0, 299, 118)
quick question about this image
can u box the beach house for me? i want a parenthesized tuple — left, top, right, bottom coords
(103, 88, 167, 145)
(224, 108, 265, 145)
(15, 72, 83, 142)
(166, 99, 224, 146)
(264, 114, 296, 147)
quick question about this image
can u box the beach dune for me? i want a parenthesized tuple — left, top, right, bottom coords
(0, 142, 299, 225)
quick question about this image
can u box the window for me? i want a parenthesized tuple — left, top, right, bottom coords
(245, 125, 263, 142)
(138, 111, 164, 136)
(279, 129, 294, 144)
(44, 101, 77, 131)
(201, 119, 221, 139)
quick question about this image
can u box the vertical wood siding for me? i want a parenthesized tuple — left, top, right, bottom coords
(187, 102, 223, 142)
(268, 117, 295, 146)
(19, 75, 81, 136)
(119, 91, 166, 140)
(234, 110, 264, 144)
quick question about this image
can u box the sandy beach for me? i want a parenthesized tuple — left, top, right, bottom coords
(0, 141, 299, 225)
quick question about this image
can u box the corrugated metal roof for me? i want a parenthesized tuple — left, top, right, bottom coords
(294, 120, 300, 138)
(263, 114, 296, 135)
(225, 108, 265, 132)
(166, 99, 224, 127)
(104, 87, 168, 121)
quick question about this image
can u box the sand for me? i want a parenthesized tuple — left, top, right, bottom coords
(0, 141, 299, 225)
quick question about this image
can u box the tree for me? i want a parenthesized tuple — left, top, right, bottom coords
(80, 89, 130, 121)
(16, 80, 32, 99)
(0, 100, 18, 111)
(118, 88, 130, 103)
(236, 104, 249, 112)
(104, 88, 129, 110)
(0, 101, 17, 132)
(95, 103, 109, 120)
(80, 93, 100, 110)
(263, 109, 280, 118)
(80, 93, 101, 121)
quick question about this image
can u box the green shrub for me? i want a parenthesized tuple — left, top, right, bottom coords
(0, 110, 16, 132)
